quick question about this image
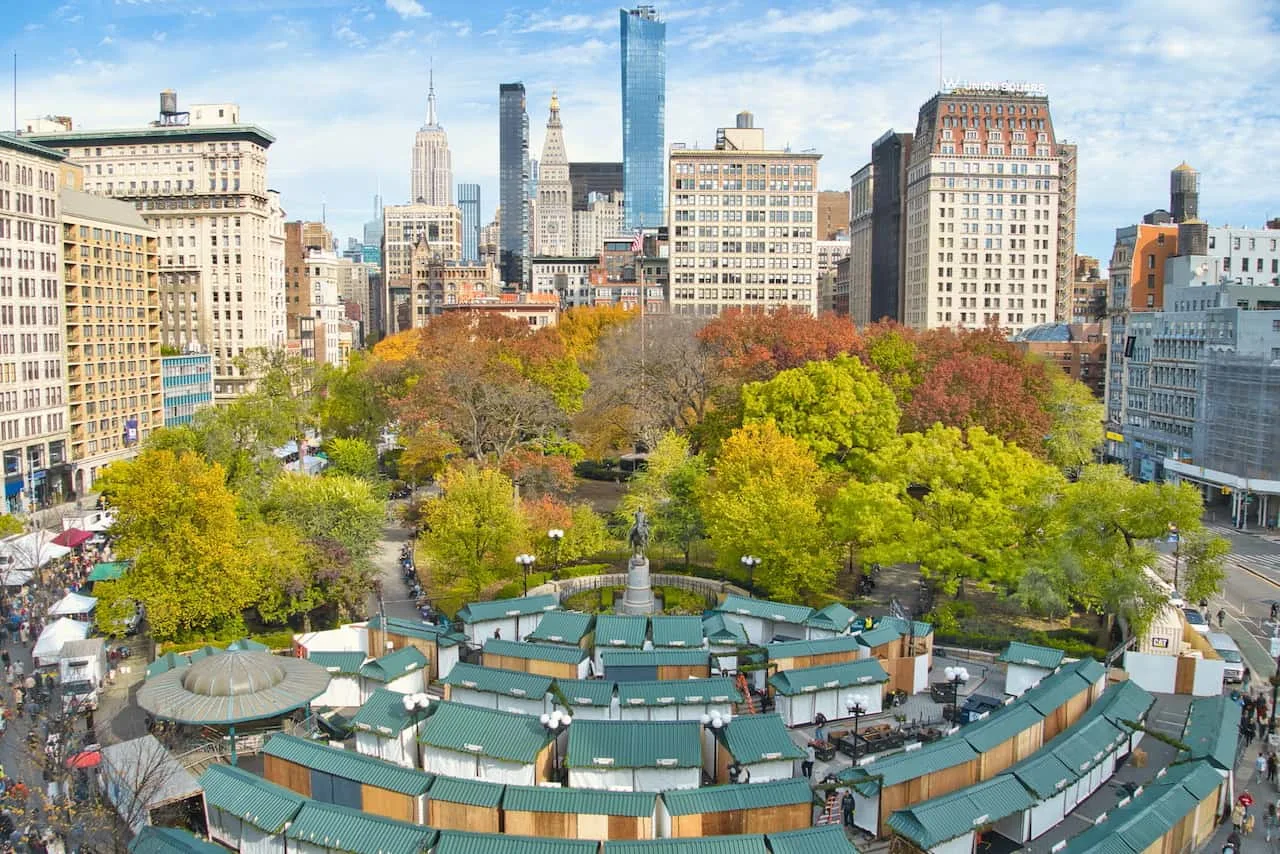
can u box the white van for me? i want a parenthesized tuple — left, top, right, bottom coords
(1207, 631, 1244, 682)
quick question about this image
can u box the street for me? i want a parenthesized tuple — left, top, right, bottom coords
(364, 507, 423, 625)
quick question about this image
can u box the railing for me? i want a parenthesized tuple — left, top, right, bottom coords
(527, 572, 749, 604)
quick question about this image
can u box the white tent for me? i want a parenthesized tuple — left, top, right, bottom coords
(0, 569, 32, 587)
(0, 532, 71, 569)
(49, 592, 98, 617)
(33, 618, 91, 667)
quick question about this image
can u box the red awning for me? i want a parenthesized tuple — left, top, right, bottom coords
(52, 528, 93, 548)
(65, 750, 101, 769)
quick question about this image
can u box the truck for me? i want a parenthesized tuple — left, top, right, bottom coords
(58, 637, 107, 713)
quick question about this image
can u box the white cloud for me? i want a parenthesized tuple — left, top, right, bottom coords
(99, 36, 114, 45)
(762, 3, 863, 33)
(151, 31, 166, 41)
(266, 40, 288, 50)
(385, 0, 426, 19)
(517, 13, 614, 33)
(451, 20, 471, 37)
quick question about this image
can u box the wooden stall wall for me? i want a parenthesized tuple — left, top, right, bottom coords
(975, 738, 1015, 780)
(263, 756, 311, 797)
(428, 800, 501, 833)
(1014, 722, 1044, 762)
(879, 759, 980, 832)
(744, 804, 810, 834)
(1063, 691, 1089, 728)
(360, 785, 414, 823)
(670, 814, 702, 838)
(535, 744, 555, 784)
(657, 664, 711, 680)
(885, 657, 918, 695)
(1174, 657, 1198, 695)
(505, 810, 574, 838)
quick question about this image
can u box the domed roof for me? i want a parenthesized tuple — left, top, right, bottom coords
(1172, 161, 1196, 173)
(181, 651, 287, 696)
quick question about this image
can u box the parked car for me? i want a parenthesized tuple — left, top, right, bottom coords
(1182, 607, 1210, 635)
(1207, 631, 1245, 682)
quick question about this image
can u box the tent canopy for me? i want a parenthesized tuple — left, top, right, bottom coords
(0, 532, 71, 569)
(49, 592, 98, 617)
(33, 618, 91, 666)
(0, 569, 32, 587)
(52, 528, 93, 548)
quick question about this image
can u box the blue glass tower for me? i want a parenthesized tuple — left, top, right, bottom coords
(458, 183, 480, 263)
(620, 6, 666, 231)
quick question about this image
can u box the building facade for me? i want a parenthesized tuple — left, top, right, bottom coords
(161, 352, 213, 427)
(535, 94, 573, 258)
(847, 163, 872, 322)
(620, 5, 666, 230)
(0, 136, 69, 512)
(499, 83, 530, 286)
(411, 73, 452, 207)
(458, 183, 480, 263)
(869, 131, 911, 323)
(61, 188, 162, 495)
(383, 203, 463, 299)
(570, 162, 623, 212)
(531, 257, 597, 308)
(1011, 322, 1105, 398)
(901, 89, 1068, 335)
(1071, 254, 1106, 323)
(572, 191, 624, 257)
(667, 114, 820, 316)
(25, 95, 285, 402)
(817, 190, 849, 240)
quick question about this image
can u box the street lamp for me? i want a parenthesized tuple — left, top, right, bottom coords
(740, 555, 761, 592)
(540, 709, 572, 783)
(516, 553, 536, 596)
(845, 694, 867, 761)
(1169, 524, 1181, 591)
(702, 710, 733, 781)
(944, 666, 969, 724)
(547, 529, 565, 581)
(402, 692, 430, 769)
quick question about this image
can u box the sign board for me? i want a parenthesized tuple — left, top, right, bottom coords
(943, 79, 1047, 97)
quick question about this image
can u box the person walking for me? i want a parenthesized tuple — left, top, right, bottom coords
(1220, 609, 1228, 629)
(1267, 752, 1278, 784)
(1232, 800, 1246, 833)
(1266, 803, 1279, 843)
(802, 744, 815, 779)
(841, 791, 854, 828)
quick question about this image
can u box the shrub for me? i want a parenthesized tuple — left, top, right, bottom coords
(659, 586, 709, 615)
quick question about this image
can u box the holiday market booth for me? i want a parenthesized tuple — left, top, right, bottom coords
(441, 662, 553, 717)
(567, 719, 703, 792)
(33, 617, 91, 667)
(502, 784, 659, 841)
(418, 701, 556, 786)
(424, 775, 504, 833)
(658, 778, 814, 838)
(767, 658, 889, 727)
(484, 639, 592, 680)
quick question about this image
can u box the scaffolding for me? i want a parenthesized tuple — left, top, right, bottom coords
(1202, 352, 1280, 481)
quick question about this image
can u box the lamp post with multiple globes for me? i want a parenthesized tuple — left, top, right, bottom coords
(540, 709, 572, 783)
(402, 692, 431, 769)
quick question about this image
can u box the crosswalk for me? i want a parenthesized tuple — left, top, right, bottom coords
(1154, 550, 1280, 587)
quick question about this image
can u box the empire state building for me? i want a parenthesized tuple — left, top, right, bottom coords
(411, 69, 453, 206)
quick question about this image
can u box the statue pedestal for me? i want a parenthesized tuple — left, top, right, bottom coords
(618, 555, 657, 615)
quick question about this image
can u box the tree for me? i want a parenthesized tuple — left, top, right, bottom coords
(556, 304, 636, 365)
(244, 520, 319, 625)
(1178, 529, 1230, 604)
(262, 473, 385, 565)
(698, 307, 860, 383)
(0, 513, 22, 537)
(324, 437, 380, 482)
(861, 323, 925, 403)
(419, 462, 524, 603)
(96, 450, 256, 639)
(397, 424, 461, 485)
(826, 480, 917, 575)
(1044, 374, 1104, 475)
(519, 496, 609, 567)
(617, 432, 707, 567)
(741, 353, 899, 475)
(315, 353, 390, 444)
(501, 447, 576, 499)
(1050, 463, 1206, 638)
(700, 421, 835, 600)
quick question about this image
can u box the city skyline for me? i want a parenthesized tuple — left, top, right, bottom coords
(6, 0, 1279, 264)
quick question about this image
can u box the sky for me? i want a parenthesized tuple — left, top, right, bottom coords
(4, 0, 1280, 265)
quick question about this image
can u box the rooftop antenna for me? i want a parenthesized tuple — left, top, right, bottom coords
(938, 26, 943, 90)
(12, 53, 16, 133)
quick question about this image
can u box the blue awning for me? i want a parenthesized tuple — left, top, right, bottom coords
(4, 479, 21, 498)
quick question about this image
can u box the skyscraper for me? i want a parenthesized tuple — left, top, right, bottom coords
(620, 5, 665, 230)
(869, 131, 912, 323)
(411, 70, 453, 206)
(536, 93, 573, 257)
(458, 183, 481, 263)
(499, 82, 530, 286)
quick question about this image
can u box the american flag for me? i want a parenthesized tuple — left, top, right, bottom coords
(630, 229, 644, 253)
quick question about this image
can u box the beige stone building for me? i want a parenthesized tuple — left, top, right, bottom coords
(60, 188, 162, 494)
(668, 113, 820, 316)
(0, 136, 70, 512)
(817, 189, 849, 240)
(847, 163, 873, 322)
(382, 203, 463, 296)
(535, 94, 572, 257)
(410, 74, 453, 207)
(407, 234, 496, 327)
(26, 95, 286, 401)
(572, 191, 624, 257)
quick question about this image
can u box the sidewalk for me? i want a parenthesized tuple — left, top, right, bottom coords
(1200, 722, 1276, 854)
(17, 494, 100, 532)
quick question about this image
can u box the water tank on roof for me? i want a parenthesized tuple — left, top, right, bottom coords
(160, 89, 178, 116)
(1178, 221, 1208, 257)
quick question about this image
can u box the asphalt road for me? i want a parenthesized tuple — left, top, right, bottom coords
(364, 506, 423, 625)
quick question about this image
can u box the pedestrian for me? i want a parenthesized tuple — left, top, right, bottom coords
(1257, 752, 1268, 781)
(841, 791, 854, 828)
(1261, 697, 1271, 724)
(1234, 800, 1248, 832)
(1246, 667, 1254, 692)
(0, 652, 8, 671)
(802, 744, 815, 779)
(1267, 803, 1279, 843)
(1268, 753, 1277, 783)
(1220, 609, 1227, 628)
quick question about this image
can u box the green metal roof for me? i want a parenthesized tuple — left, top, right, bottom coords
(427, 775, 505, 808)
(350, 688, 418, 736)
(418, 701, 553, 764)
(875, 616, 933, 637)
(618, 677, 741, 707)
(1064, 656, 1106, 684)
(1005, 750, 1080, 798)
(308, 651, 367, 675)
(359, 646, 428, 682)
(434, 830, 598, 854)
(717, 712, 805, 763)
(525, 611, 595, 645)
(886, 774, 1035, 848)
(1049, 714, 1127, 776)
(457, 595, 559, 624)
(804, 603, 858, 633)
(129, 827, 227, 854)
(566, 719, 702, 769)
(0, 133, 67, 161)
(502, 783, 657, 817)
(484, 638, 588, 665)
(1085, 679, 1154, 728)
(262, 734, 433, 795)
(767, 659, 888, 695)
(766, 826, 860, 854)
(594, 615, 649, 648)
(602, 648, 710, 668)
(368, 615, 467, 647)
(1166, 758, 1227, 800)
(604, 836, 769, 854)
(198, 764, 304, 832)
(1018, 664, 1094, 716)
(146, 651, 192, 679)
(958, 701, 1043, 752)
(226, 638, 270, 651)
(765, 635, 862, 661)
(26, 124, 277, 149)
(553, 678, 616, 707)
(997, 641, 1065, 670)
(661, 778, 814, 816)
(285, 800, 436, 854)
(650, 615, 705, 648)
(1059, 762, 1220, 854)
(442, 663, 553, 700)
(1180, 694, 1240, 770)
(840, 738, 979, 795)
(717, 594, 813, 626)
(87, 561, 129, 582)
(702, 613, 749, 645)
(854, 624, 901, 648)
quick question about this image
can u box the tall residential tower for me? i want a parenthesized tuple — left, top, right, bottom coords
(411, 70, 453, 206)
(620, 6, 666, 230)
(499, 83, 530, 286)
(458, 183, 481, 263)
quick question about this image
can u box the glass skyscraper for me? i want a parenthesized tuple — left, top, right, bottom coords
(458, 183, 481, 263)
(620, 6, 666, 231)
(499, 82, 530, 286)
